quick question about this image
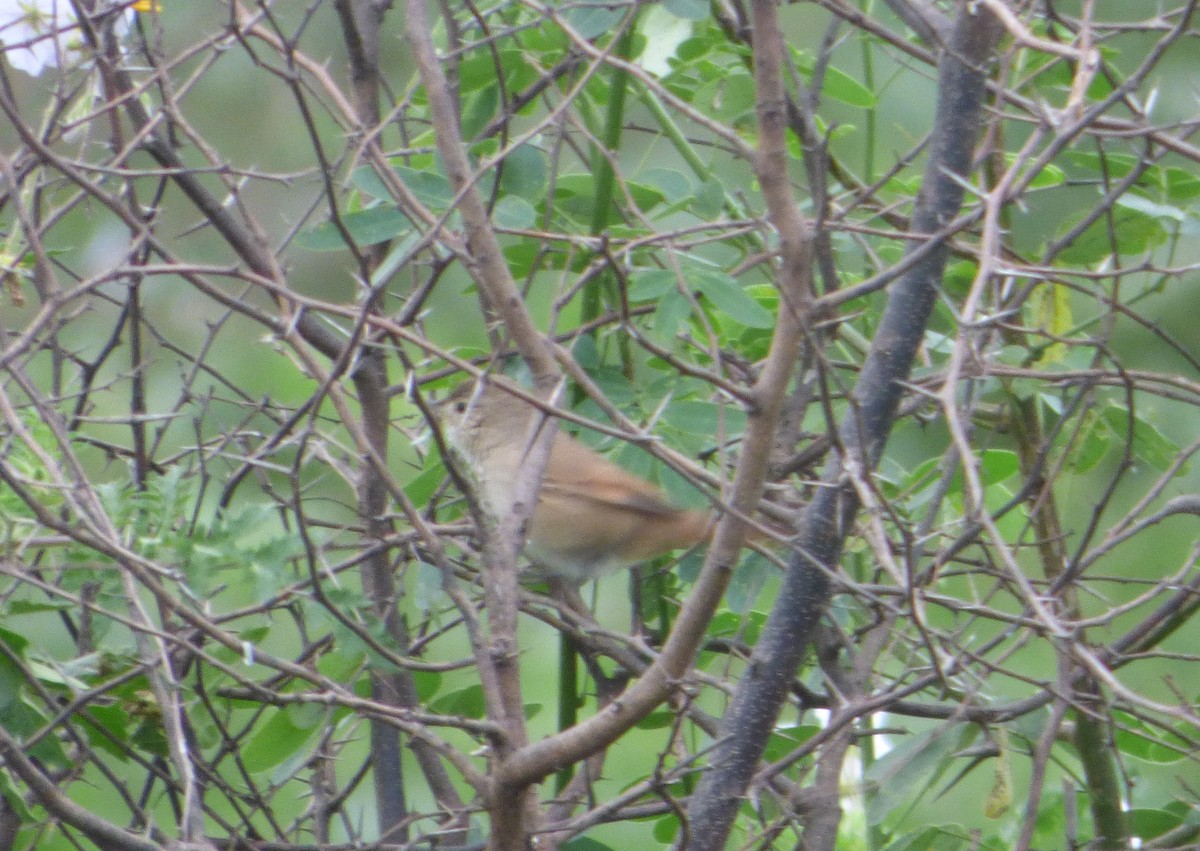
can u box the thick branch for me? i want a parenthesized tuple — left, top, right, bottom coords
(681, 5, 1004, 849)
(401, 0, 566, 844)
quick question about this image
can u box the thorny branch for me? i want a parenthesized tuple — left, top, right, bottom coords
(0, 1, 1197, 850)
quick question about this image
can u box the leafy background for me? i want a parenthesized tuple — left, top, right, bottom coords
(1, 0, 1198, 849)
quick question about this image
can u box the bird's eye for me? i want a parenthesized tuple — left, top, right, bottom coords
(453, 401, 466, 414)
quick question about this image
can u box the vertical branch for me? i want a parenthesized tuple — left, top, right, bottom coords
(333, 0, 409, 838)
(682, 5, 1004, 849)
(580, 14, 637, 328)
(1073, 681, 1129, 849)
(977, 5, 1130, 843)
(399, 0, 558, 384)
(402, 0, 563, 844)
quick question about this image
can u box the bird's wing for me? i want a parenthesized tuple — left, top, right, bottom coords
(544, 437, 681, 517)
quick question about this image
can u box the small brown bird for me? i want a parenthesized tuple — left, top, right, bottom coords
(437, 381, 712, 584)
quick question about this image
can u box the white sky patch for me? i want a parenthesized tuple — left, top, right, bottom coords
(638, 4, 692, 78)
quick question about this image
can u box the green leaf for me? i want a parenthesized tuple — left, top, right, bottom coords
(392, 165, 456, 210)
(1007, 155, 1065, 189)
(350, 165, 390, 199)
(735, 286, 778, 359)
(663, 0, 709, 21)
(1027, 282, 1073, 365)
(493, 195, 537, 229)
(503, 241, 543, 278)
(0, 646, 25, 713)
(1068, 404, 1182, 475)
(658, 463, 705, 508)
(818, 64, 877, 107)
(295, 207, 412, 251)
(1128, 807, 1184, 839)
(1057, 206, 1166, 264)
(881, 825, 979, 851)
(6, 600, 71, 615)
(413, 670, 444, 702)
(1112, 711, 1195, 763)
(1103, 406, 1180, 472)
(552, 172, 667, 212)
(29, 658, 92, 691)
(498, 144, 548, 198)
(943, 259, 978, 296)
(707, 611, 742, 637)
(791, 49, 877, 107)
(639, 167, 693, 203)
(0, 627, 29, 659)
(285, 703, 326, 731)
(6, 699, 70, 768)
(589, 369, 638, 406)
(692, 176, 725, 218)
(1030, 791, 1074, 847)
(80, 704, 132, 760)
(561, 838, 616, 851)
(271, 727, 324, 786)
(240, 625, 271, 645)
(458, 51, 506, 92)
(653, 289, 692, 338)
(0, 770, 34, 822)
(1117, 193, 1185, 223)
(635, 710, 675, 730)
(693, 269, 775, 328)
(726, 552, 769, 613)
(404, 456, 448, 506)
(652, 815, 682, 843)
(461, 86, 499, 140)
(180, 505, 306, 600)
(242, 710, 314, 773)
(430, 684, 487, 719)
(1068, 409, 1110, 473)
(979, 449, 1019, 485)
(627, 268, 677, 300)
(864, 725, 976, 825)
(414, 559, 444, 614)
(696, 72, 756, 122)
(762, 725, 818, 762)
(565, 4, 625, 39)
(662, 399, 747, 435)
(675, 35, 712, 62)
(316, 649, 366, 683)
(1065, 151, 1140, 180)
(675, 547, 705, 583)
(1164, 166, 1200, 202)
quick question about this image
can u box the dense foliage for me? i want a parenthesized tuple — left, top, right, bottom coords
(0, 1, 1197, 849)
